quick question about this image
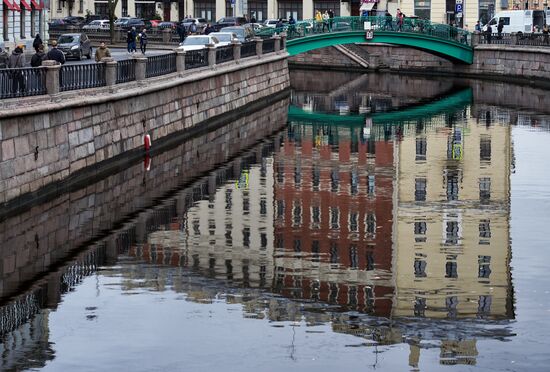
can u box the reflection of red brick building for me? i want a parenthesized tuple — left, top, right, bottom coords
(273, 124, 395, 316)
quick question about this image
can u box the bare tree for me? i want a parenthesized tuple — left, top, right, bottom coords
(108, 0, 119, 44)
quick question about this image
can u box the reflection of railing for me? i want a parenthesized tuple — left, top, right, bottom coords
(215, 45, 234, 64)
(60, 64, 106, 91)
(0, 67, 47, 99)
(145, 53, 177, 78)
(241, 41, 257, 58)
(185, 49, 209, 69)
(116, 59, 136, 83)
(0, 294, 40, 337)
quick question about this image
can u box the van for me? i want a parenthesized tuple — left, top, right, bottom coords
(483, 10, 545, 33)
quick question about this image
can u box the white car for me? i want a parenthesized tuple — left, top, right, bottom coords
(177, 35, 220, 51)
(209, 32, 238, 46)
(83, 20, 110, 30)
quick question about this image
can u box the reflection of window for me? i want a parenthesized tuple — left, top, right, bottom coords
(311, 206, 321, 229)
(350, 169, 359, 195)
(294, 164, 301, 186)
(478, 295, 492, 317)
(331, 168, 339, 192)
(414, 297, 426, 317)
(260, 232, 267, 249)
(414, 259, 427, 277)
(445, 221, 460, 245)
(208, 219, 215, 235)
(275, 233, 284, 249)
(242, 227, 250, 247)
(260, 198, 267, 216)
(312, 166, 320, 191)
(415, 178, 427, 201)
(414, 221, 427, 243)
(446, 171, 459, 201)
(480, 136, 492, 162)
(479, 219, 491, 244)
(193, 219, 200, 235)
(312, 240, 320, 262)
(366, 250, 374, 271)
(294, 238, 301, 253)
(478, 255, 491, 278)
(226, 259, 233, 280)
(225, 189, 232, 210)
(365, 286, 374, 313)
(366, 213, 376, 237)
(367, 175, 375, 195)
(330, 207, 339, 230)
(479, 178, 491, 201)
(329, 283, 338, 303)
(349, 212, 358, 232)
(276, 200, 285, 221)
(446, 296, 458, 319)
(292, 201, 302, 228)
(330, 242, 339, 264)
(225, 223, 232, 246)
(276, 161, 284, 184)
(243, 193, 250, 215)
(445, 261, 458, 278)
(349, 245, 358, 269)
(416, 137, 427, 161)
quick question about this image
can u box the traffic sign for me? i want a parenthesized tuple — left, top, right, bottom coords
(455, 3, 463, 13)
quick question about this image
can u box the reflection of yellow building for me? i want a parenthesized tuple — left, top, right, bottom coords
(394, 113, 513, 320)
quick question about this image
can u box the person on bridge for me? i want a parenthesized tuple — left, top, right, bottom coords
(328, 9, 334, 30)
(95, 42, 112, 62)
(497, 19, 504, 39)
(288, 15, 296, 37)
(396, 9, 404, 31)
(384, 11, 393, 31)
(176, 23, 187, 42)
(0, 47, 8, 69)
(543, 24, 549, 45)
(315, 10, 323, 33)
(31, 45, 45, 67)
(7, 45, 26, 94)
(139, 29, 148, 54)
(485, 23, 492, 44)
(33, 34, 43, 52)
(44, 41, 66, 65)
(127, 27, 137, 53)
(322, 11, 330, 32)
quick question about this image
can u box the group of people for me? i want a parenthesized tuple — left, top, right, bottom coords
(314, 9, 335, 32)
(126, 27, 148, 54)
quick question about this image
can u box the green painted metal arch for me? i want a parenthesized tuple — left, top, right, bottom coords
(287, 88, 473, 126)
(286, 31, 474, 64)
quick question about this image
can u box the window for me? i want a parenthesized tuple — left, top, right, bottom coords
(478, 295, 492, 317)
(414, 297, 426, 317)
(294, 238, 301, 253)
(415, 178, 427, 201)
(501, 17, 510, 25)
(276, 162, 284, 184)
(479, 219, 491, 244)
(122, 0, 128, 17)
(312, 240, 320, 262)
(416, 137, 427, 161)
(480, 137, 492, 162)
(294, 164, 301, 186)
(226, 259, 233, 280)
(260, 198, 267, 216)
(312, 166, 320, 190)
(242, 193, 250, 215)
(366, 213, 376, 237)
(479, 0, 496, 25)
(260, 233, 267, 249)
(242, 227, 250, 247)
(446, 170, 459, 201)
(248, 0, 267, 22)
(135, 3, 155, 19)
(414, 0, 431, 20)
(275, 233, 284, 249)
(365, 286, 374, 313)
(445, 221, 460, 245)
(311, 205, 321, 229)
(478, 255, 491, 278)
(348, 286, 357, 308)
(193, 219, 200, 235)
(366, 249, 375, 271)
(276, 199, 285, 221)
(278, 0, 302, 20)
(329, 283, 338, 303)
(330, 168, 339, 192)
(292, 200, 302, 227)
(330, 242, 339, 264)
(225, 189, 232, 210)
(349, 212, 358, 232)
(479, 177, 491, 201)
(350, 169, 359, 195)
(195, 0, 216, 22)
(225, 223, 232, 246)
(20, 9, 25, 39)
(208, 219, 215, 235)
(57, 0, 61, 11)
(445, 261, 458, 278)
(312, 1, 340, 17)
(446, 296, 458, 319)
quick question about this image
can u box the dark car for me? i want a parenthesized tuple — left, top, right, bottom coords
(214, 16, 248, 31)
(118, 18, 145, 30)
(57, 33, 92, 60)
(158, 21, 177, 29)
(219, 25, 254, 42)
(63, 16, 86, 26)
(48, 19, 66, 30)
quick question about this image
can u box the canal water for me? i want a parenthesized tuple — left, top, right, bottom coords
(1, 70, 550, 371)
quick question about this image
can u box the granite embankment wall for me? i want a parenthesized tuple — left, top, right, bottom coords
(0, 53, 290, 209)
(289, 44, 550, 86)
(0, 97, 288, 301)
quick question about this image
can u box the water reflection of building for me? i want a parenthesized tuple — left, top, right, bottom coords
(393, 112, 513, 321)
(272, 124, 395, 315)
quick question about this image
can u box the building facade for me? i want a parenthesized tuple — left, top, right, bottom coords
(1, 0, 48, 51)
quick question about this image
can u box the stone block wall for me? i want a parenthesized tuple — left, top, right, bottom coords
(0, 97, 288, 300)
(289, 45, 363, 69)
(0, 54, 290, 207)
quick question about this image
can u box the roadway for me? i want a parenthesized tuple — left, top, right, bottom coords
(64, 47, 171, 65)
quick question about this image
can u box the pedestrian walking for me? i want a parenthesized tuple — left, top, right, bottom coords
(127, 27, 137, 53)
(475, 21, 481, 32)
(288, 15, 296, 37)
(396, 9, 404, 31)
(497, 19, 504, 39)
(176, 22, 187, 42)
(7, 45, 26, 95)
(204, 23, 214, 34)
(95, 42, 112, 62)
(30, 44, 45, 67)
(543, 24, 549, 45)
(322, 11, 330, 32)
(328, 9, 334, 31)
(43, 41, 66, 64)
(189, 20, 198, 35)
(315, 10, 323, 32)
(139, 29, 148, 54)
(33, 33, 43, 52)
(384, 11, 393, 31)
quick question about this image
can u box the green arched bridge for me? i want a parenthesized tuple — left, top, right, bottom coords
(258, 16, 473, 64)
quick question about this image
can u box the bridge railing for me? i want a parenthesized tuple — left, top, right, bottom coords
(258, 16, 472, 47)
(0, 42, 281, 99)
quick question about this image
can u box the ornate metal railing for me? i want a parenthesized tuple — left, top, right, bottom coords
(145, 53, 177, 78)
(262, 38, 276, 54)
(241, 41, 257, 58)
(0, 67, 47, 99)
(257, 16, 472, 47)
(478, 33, 512, 45)
(185, 49, 209, 69)
(215, 45, 234, 64)
(517, 33, 550, 46)
(116, 58, 136, 83)
(60, 63, 106, 92)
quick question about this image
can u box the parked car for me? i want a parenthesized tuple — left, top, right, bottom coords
(63, 16, 86, 26)
(219, 25, 254, 42)
(158, 21, 177, 29)
(250, 22, 268, 32)
(114, 17, 130, 26)
(57, 33, 92, 60)
(181, 18, 208, 33)
(118, 18, 145, 30)
(264, 19, 288, 28)
(84, 14, 103, 24)
(214, 16, 248, 31)
(177, 35, 220, 51)
(48, 19, 66, 30)
(209, 32, 239, 46)
(82, 20, 110, 30)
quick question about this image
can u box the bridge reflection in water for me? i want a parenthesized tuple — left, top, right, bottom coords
(0, 72, 523, 370)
